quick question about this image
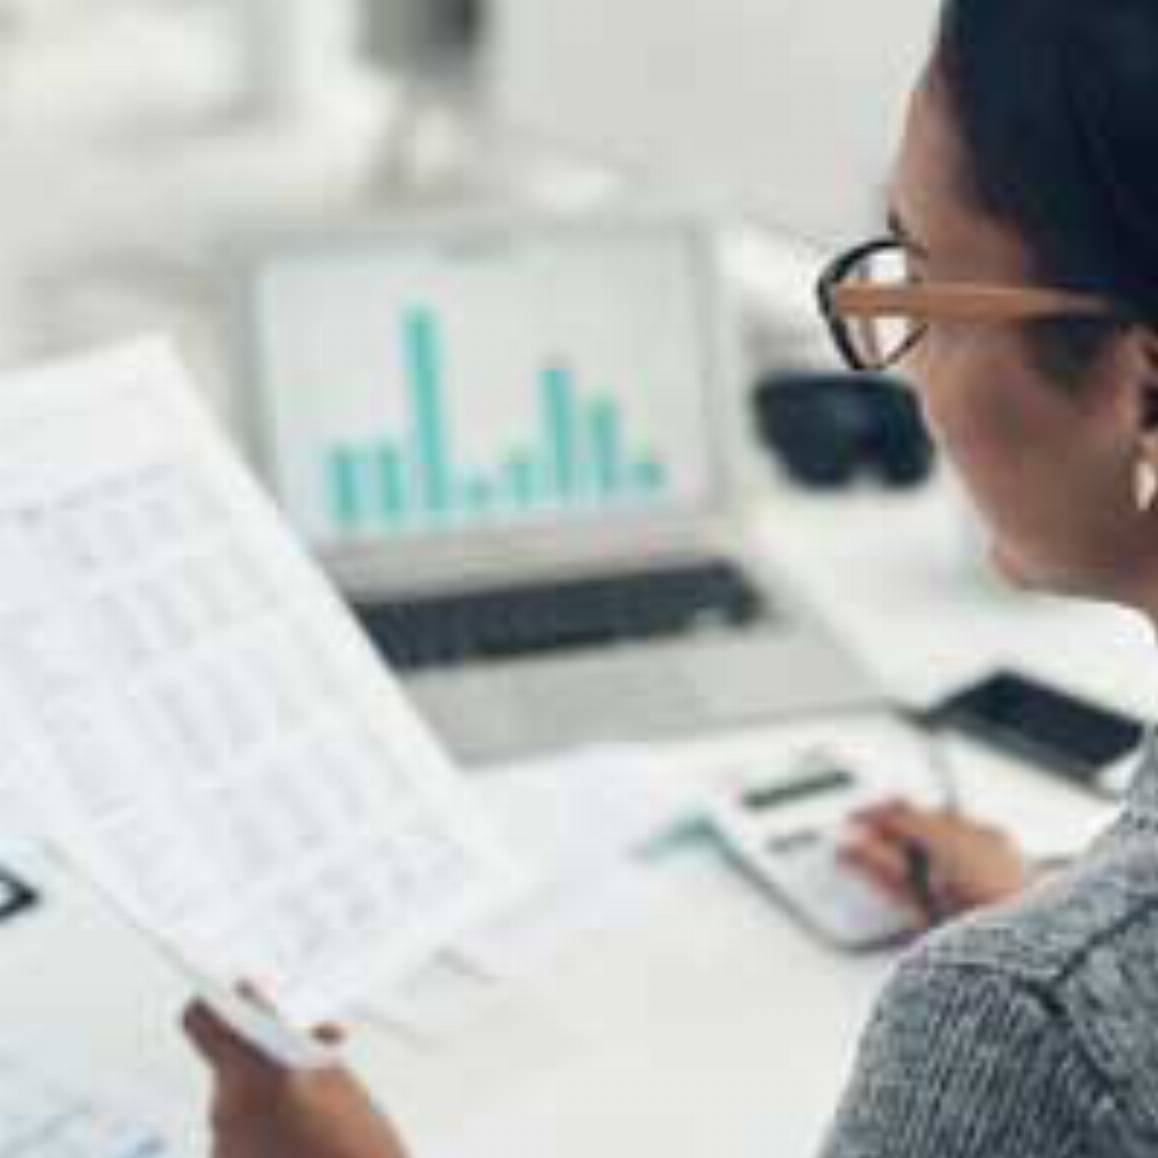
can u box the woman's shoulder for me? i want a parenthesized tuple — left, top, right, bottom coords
(822, 820, 1158, 1158)
(879, 822, 1158, 1134)
(823, 902, 1126, 1158)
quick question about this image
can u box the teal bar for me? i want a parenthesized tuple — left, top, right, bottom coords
(327, 447, 363, 531)
(463, 476, 494, 515)
(590, 400, 623, 499)
(505, 453, 538, 510)
(634, 460, 667, 495)
(375, 445, 406, 526)
(403, 308, 452, 517)
(542, 365, 579, 501)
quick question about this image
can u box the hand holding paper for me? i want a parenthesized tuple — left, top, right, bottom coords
(185, 999, 409, 1158)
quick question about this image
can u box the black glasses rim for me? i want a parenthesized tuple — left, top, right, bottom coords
(835, 317, 928, 374)
(816, 237, 900, 312)
(818, 235, 1143, 321)
(816, 238, 905, 370)
(816, 235, 1146, 371)
(826, 235, 900, 280)
(877, 322, 929, 372)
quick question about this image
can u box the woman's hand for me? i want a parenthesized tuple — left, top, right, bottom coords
(183, 1002, 410, 1158)
(841, 800, 1028, 922)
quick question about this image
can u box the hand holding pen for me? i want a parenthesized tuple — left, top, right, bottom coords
(841, 801, 1028, 926)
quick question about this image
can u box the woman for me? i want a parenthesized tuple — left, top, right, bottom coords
(186, 0, 1158, 1152)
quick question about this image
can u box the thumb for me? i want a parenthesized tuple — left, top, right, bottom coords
(183, 1001, 277, 1080)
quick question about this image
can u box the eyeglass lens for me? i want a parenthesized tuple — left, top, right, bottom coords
(839, 245, 923, 370)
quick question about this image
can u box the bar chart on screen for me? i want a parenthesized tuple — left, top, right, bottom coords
(323, 306, 671, 536)
(253, 229, 715, 546)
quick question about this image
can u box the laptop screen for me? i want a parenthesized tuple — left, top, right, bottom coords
(248, 220, 724, 552)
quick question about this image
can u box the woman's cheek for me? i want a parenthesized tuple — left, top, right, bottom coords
(915, 375, 1029, 542)
(902, 325, 981, 443)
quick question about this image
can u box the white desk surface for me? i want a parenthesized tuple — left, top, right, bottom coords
(0, 475, 1149, 1158)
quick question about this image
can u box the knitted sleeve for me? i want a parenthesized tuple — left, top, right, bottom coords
(818, 954, 1113, 1158)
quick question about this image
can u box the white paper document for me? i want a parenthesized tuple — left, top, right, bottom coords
(0, 339, 517, 1040)
(367, 746, 697, 1039)
(456, 746, 695, 980)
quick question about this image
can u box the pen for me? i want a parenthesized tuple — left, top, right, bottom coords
(896, 707, 962, 815)
(903, 840, 946, 927)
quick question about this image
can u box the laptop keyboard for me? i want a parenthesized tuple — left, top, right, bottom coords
(353, 559, 771, 671)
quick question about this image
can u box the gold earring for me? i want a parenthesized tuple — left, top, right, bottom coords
(1136, 457, 1158, 514)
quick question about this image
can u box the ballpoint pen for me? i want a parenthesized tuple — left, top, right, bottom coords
(903, 839, 947, 927)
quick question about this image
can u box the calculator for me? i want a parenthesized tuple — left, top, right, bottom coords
(708, 753, 918, 951)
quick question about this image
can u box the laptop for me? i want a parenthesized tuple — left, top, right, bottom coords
(240, 213, 881, 762)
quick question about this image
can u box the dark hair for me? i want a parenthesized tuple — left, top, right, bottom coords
(935, 0, 1158, 384)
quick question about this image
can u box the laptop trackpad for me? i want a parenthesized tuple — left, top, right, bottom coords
(407, 633, 876, 763)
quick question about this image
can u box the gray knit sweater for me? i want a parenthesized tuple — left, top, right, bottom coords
(820, 740, 1158, 1157)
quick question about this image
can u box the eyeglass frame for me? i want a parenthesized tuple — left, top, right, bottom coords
(816, 237, 1130, 373)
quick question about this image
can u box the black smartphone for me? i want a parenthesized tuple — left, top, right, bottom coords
(924, 669, 1147, 793)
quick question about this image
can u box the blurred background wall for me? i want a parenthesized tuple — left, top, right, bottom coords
(0, 0, 943, 231)
(488, 0, 942, 245)
(0, 0, 941, 404)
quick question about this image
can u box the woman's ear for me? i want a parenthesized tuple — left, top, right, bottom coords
(1136, 330, 1158, 437)
(1130, 331, 1158, 513)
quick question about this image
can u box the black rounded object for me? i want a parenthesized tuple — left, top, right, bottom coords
(752, 371, 935, 491)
